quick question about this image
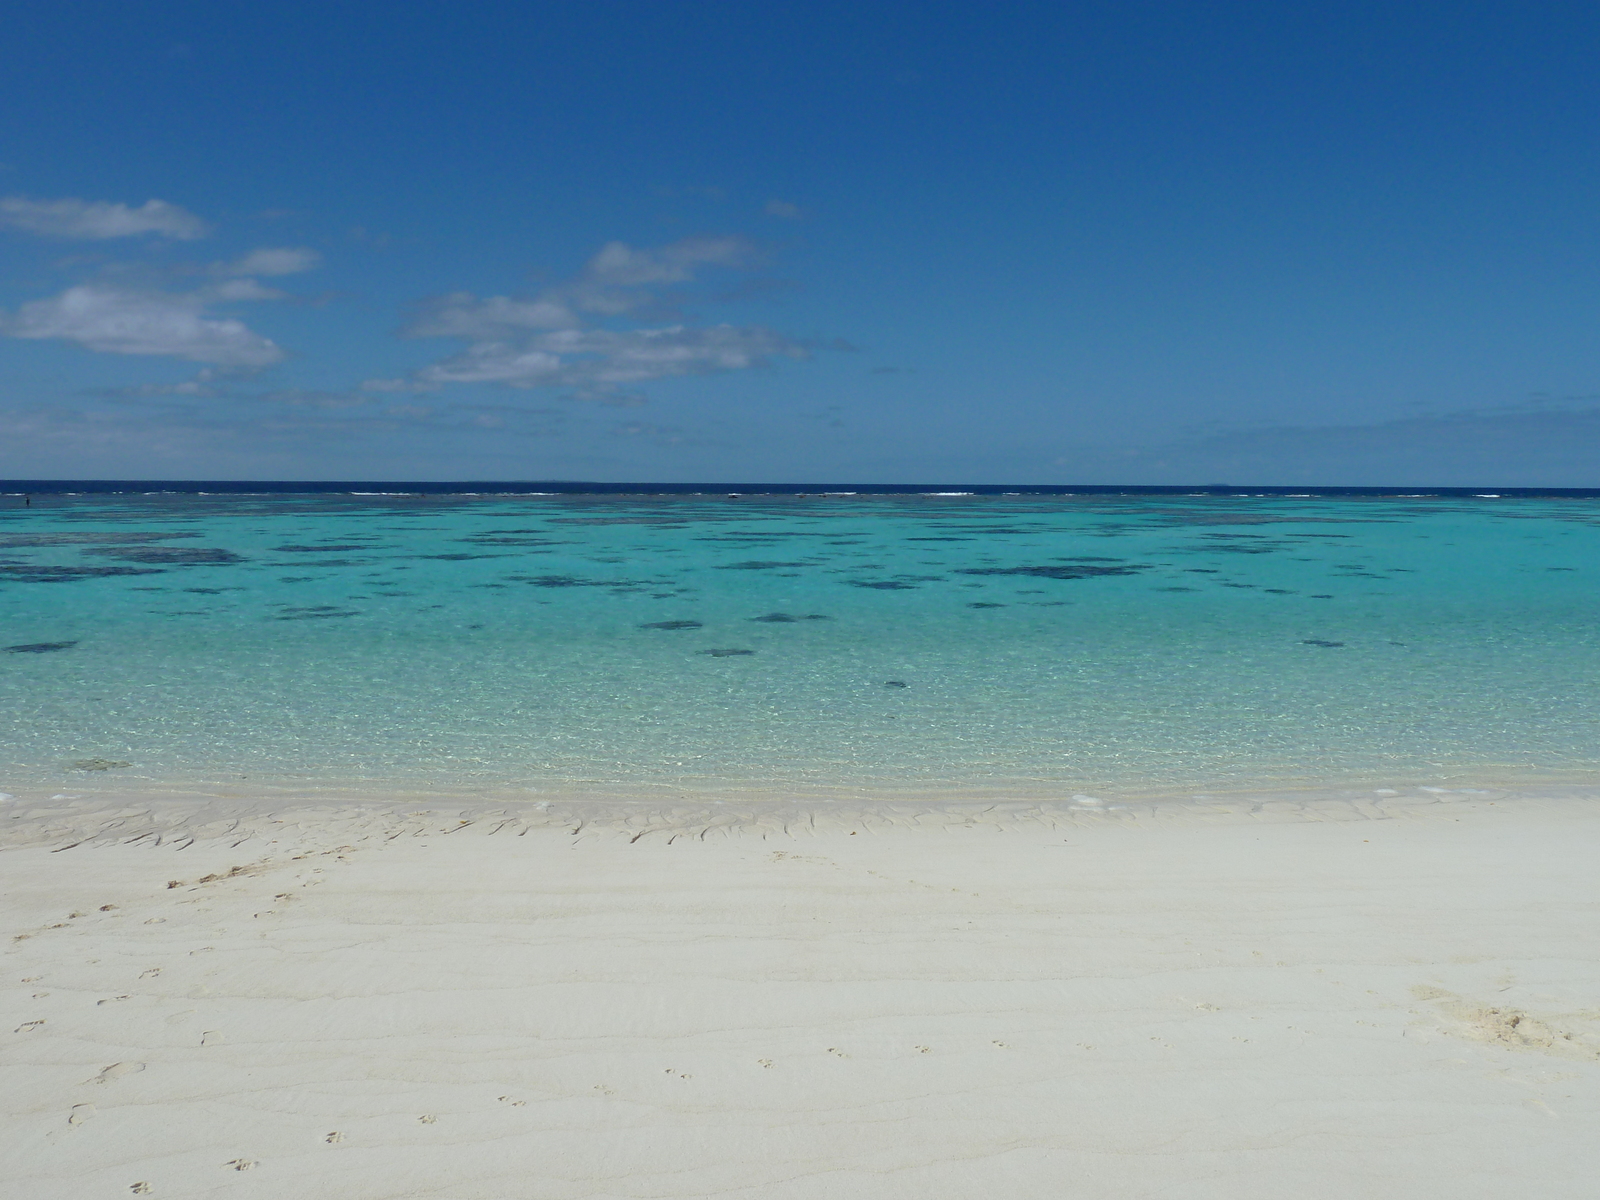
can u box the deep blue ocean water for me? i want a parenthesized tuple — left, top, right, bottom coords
(2, 487, 1598, 801)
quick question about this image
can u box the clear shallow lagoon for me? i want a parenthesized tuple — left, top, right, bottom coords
(2, 488, 1598, 801)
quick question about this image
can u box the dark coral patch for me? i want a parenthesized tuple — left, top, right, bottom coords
(0, 532, 199, 548)
(5, 640, 78, 653)
(0, 564, 162, 582)
(640, 620, 703, 630)
(87, 547, 245, 565)
(958, 564, 1145, 580)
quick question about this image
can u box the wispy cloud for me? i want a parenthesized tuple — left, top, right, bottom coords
(0, 390, 584, 480)
(367, 236, 807, 395)
(0, 195, 209, 240)
(212, 247, 321, 276)
(763, 199, 804, 220)
(383, 325, 801, 391)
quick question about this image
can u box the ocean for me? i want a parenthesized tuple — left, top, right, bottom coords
(2, 485, 1598, 804)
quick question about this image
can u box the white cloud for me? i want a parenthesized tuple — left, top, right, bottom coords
(0, 196, 209, 240)
(1, 244, 321, 366)
(370, 236, 805, 395)
(764, 199, 804, 220)
(214, 247, 321, 276)
(1, 284, 282, 366)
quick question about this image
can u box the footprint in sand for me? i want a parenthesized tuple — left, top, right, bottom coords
(68, 1104, 94, 1126)
(418, 1115, 437, 1124)
(224, 1160, 255, 1171)
(90, 1062, 145, 1085)
(325, 1132, 343, 1144)
(130, 1184, 151, 1195)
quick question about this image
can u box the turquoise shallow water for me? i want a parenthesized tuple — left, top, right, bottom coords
(2, 491, 1598, 799)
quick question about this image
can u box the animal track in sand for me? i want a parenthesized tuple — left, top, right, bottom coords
(225, 1159, 255, 1171)
(418, 1114, 437, 1124)
(496, 1096, 527, 1106)
(130, 1184, 151, 1194)
(826, 1047, 848, 1058)
(325, 1132, 343, 1143)
(68, 1104, 94, 1125)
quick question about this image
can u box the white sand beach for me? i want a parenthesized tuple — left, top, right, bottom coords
(3, 789, 1599, 1199)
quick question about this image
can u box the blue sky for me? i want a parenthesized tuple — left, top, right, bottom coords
(3, 1, 1599, 483)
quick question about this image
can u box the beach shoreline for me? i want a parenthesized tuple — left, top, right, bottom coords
(5, 775, 1600, 850)
(4, 787, 1599, 1197)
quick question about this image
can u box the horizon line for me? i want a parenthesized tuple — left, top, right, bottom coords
(3, 480, 1598, 498)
